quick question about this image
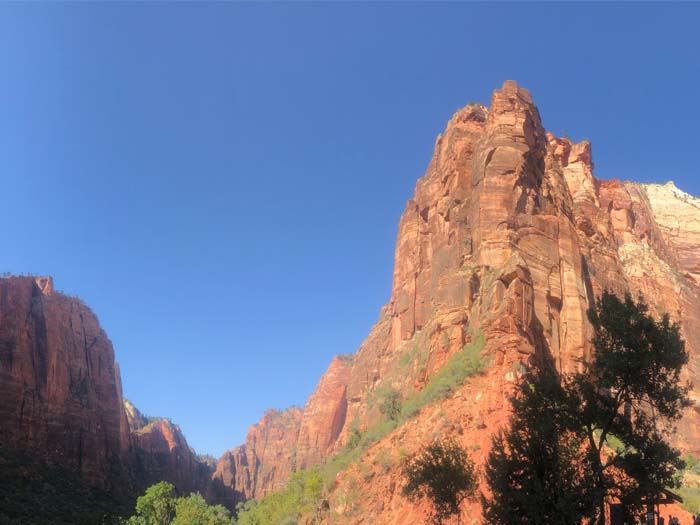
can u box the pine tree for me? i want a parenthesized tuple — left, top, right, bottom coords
(482, 367, 598, 525)
(570, 291, 690, 523)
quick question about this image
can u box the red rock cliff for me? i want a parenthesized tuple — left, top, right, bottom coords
(215, 81, 700, 522)
(0, 276, 226, 507)
(0, 276, 131, 490)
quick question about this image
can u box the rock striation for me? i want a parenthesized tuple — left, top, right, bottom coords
(0, 276, 230, 516)
(0, 276, 131, 491)
(213, 82, 700, 524)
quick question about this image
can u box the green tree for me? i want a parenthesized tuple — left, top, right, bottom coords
(571, 291, 690, 523)
(378, 387, 402, 422)
(482, 367, 599, 525)
(402, 438, 477, 525)
(172, 493, 234, 525)
(129, 482, 176, 525)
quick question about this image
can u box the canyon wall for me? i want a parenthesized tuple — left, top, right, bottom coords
(0, 276, 132, 492)
(215, 82, 700, 523)
(0, 276, 229, 518)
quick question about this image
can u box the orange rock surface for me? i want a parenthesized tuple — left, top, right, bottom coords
(0, 276, 131, 491)
(213, 81, 700, 523)
(0, 276, 226, 504)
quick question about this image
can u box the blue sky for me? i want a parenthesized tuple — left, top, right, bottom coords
(2, 3, 699, 457)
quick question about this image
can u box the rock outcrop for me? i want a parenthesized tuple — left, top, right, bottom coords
(131, 418, 213, 496)
(213, 407, 303, 499)
(214, 81, 700, 524)
(0, 276, 131, 491)
(0, 276, 230, 518)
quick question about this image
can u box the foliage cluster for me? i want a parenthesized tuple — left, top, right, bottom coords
(678, 487, 700, 514)
(484, 292, 690, 525)
(125, 482, 234, 525)
(398, 345, 428, 370)
(402, 438, 477, 525)
(483, 368, 599, 525)
(234, 469, 324, 525)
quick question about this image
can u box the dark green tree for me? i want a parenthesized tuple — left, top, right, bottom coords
(402, 438, 477, 525)
(571, 291, 690, 524)
(482, 367, 599, 525)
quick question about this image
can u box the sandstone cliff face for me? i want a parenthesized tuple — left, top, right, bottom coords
(131, 418, 214, 496)
(0, 276, 131, 491)
(0, 276, 223, 511)
(216, 81, 700, 524)
(213, 407, 303, 499)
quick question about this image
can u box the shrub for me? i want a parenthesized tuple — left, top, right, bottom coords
(378, 387, 402, 422)
(402, 438, 477, 525)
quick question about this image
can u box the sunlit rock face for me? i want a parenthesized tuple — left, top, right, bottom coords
(215, 81, 700, 515)
(212, 408, 303, 499)
(130, 417, 216, 497)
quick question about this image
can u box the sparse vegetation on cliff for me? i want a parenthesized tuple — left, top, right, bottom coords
(234, 469, 324, 525)
(231, 332, 487, 523)
(402, 332, 485, 419)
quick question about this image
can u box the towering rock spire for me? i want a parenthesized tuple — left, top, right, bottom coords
(214, 82, 700, 514)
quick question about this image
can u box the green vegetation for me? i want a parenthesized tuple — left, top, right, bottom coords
(483, 368, 598, 525)
(128, 482, 176, 525)
(402, 438, 477, 525)
(398, 344, 428, 370)
(377, 386, 402, 421)
(402, 333, 485, 419)
(125, 482, 234, 525)
(679, 454, 700, 514)
(576, 292, 689, 522)
(483, 292, 690, 525)
(678, 487, 700, 514)
(682, 454, 700, 475)
(235, 332, 486, 524)
(235, 469, 324, 525)
(172, 494, 234, 525)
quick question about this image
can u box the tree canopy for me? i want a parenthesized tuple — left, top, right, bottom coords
(126, 482, 234, 525)
(483, 368, 599, 525)
(402, 438, 477, 525)
(483, 291, 690, 525)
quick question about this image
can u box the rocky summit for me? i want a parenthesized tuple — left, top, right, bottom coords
(1, 81, 699, 523)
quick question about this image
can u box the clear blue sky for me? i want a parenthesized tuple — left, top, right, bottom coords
(2, 3, 698, 457)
